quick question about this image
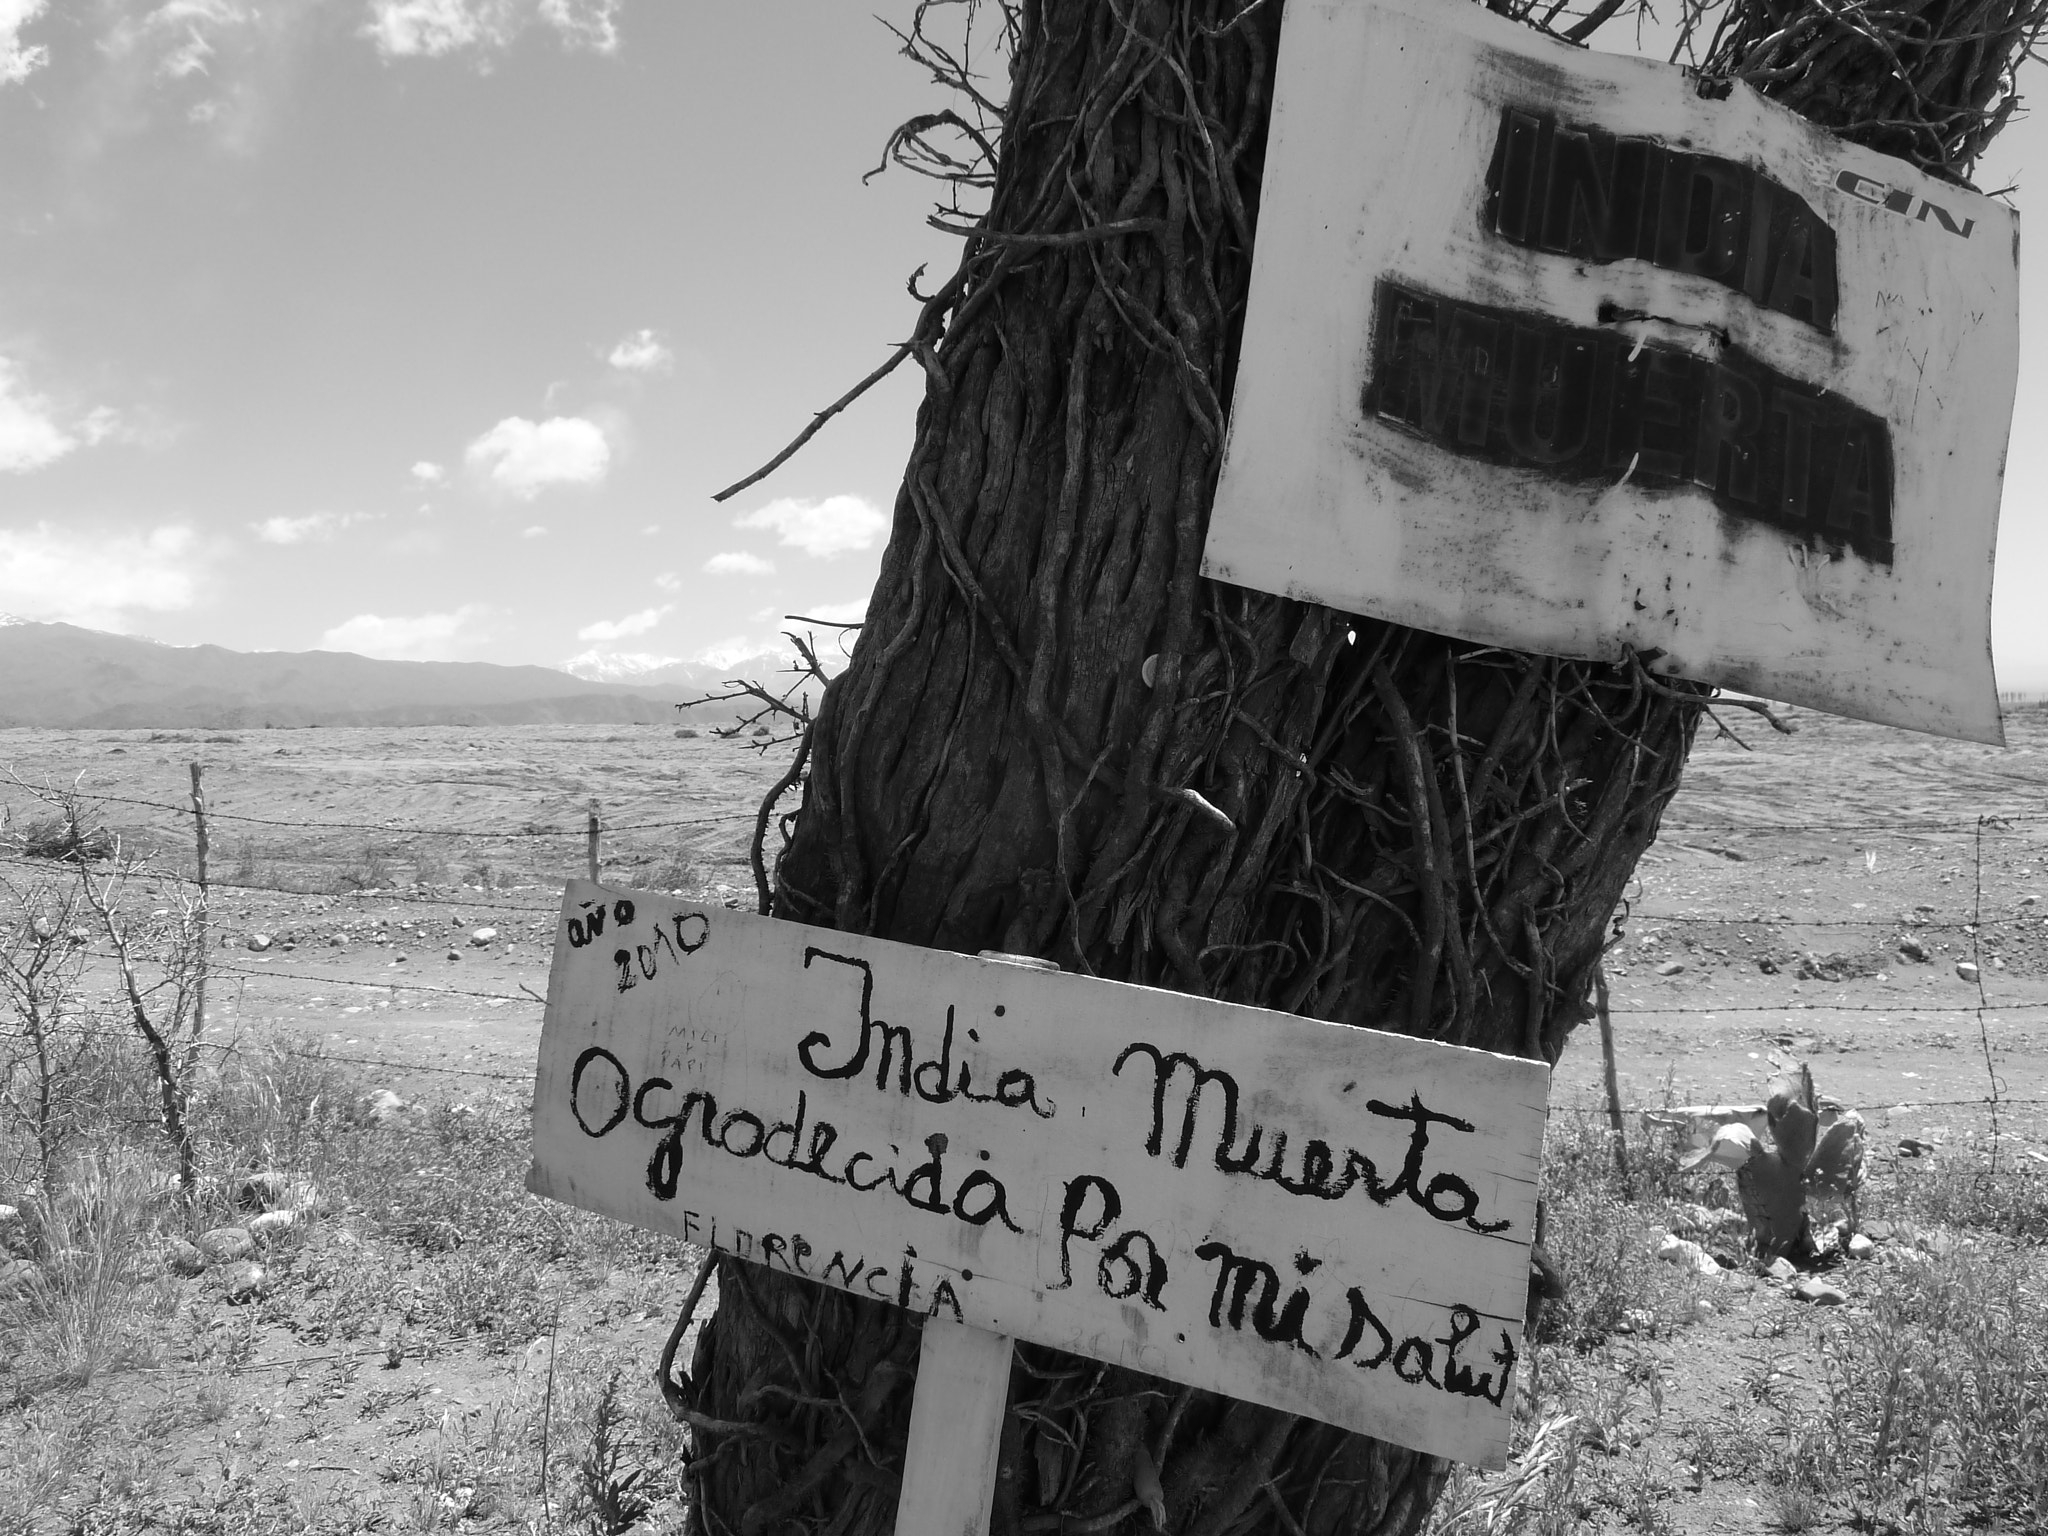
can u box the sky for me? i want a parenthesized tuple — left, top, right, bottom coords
(0, 0, 2045, 690)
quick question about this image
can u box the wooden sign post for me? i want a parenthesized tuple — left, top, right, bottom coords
(528, 882, 1550, 1525)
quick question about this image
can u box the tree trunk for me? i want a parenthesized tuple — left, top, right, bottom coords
(675, 1, 2037, 1531)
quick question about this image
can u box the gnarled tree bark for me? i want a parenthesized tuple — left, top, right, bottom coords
(672, 1, 2041, 1531)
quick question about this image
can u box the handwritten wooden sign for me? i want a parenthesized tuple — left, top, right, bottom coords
(1202, 0, 2019, 743)
(527, 882, 1549, 1469)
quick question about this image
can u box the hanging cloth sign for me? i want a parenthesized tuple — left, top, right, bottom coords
(1203, 0, 2019, 743)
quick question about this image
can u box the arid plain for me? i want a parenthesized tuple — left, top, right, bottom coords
(1, 711, 2044, 1534)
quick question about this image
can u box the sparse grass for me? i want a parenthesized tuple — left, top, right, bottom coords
(1806, 1243, 2048, 1531)
(0, 1020, 699, 1533)
(334, 844, 394, 893)
(1876, 1142, 2048, 1241)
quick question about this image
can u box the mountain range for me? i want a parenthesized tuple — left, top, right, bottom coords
(0, 621, 807, 729)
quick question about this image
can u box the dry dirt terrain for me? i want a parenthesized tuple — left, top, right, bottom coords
(1, 711, 2044, 1534)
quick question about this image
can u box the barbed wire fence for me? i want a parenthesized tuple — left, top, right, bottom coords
(0, 765, 2044, 1129)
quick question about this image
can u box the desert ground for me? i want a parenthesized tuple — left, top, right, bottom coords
(1, 710, 2044, 1534)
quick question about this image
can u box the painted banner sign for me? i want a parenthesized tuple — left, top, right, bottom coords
(527, 883, 1550, 1468)
(1202, 0, 2020, 743)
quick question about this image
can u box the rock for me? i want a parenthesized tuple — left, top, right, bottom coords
(394, 952, 408, 963)
(1763, 1256, 1799, 1282)
(1689, 1297, 1717, 1323)
(1897, 935, 1929, 962)
(1655, 960, 1687, 977)
(1847, 1233, 1876, 1260)
(1791, 1277, 1847, 1305)
(328, 934, 346, 946)
(1656, 1234, 1724, 1276)
(248, 1210, 297, 1240)
(166, 1238, 206, 1276)
(245, 933, 273, 953)
(446, 948, 461, 962)
(196, 1226, 254, 1264)
(2022, 894, 2038, 907)
(65, 927, 89, 946)
(1757, 955, 1779, 975)
(1900, 1136, 1938, 1157)
(1862, 1219, 1895, 1242)
(1956, 960, 1981, 982)
(470, 927, 497, 947)
(367, 1089, 409, 1122)
(221, 1262, 268, 1302)
(231, 1170, 295, 1212)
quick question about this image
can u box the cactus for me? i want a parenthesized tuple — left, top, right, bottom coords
(1677, 1065, 1866, 1262)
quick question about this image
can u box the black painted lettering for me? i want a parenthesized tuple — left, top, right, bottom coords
(898, 1134, 951, 1214)
(927, 1278, 964, 1323)
(1366, 280, 1891, 565)
(1053, 1174, 1122, 1290)
(992, 1069, 1056, 1119)
(1098, 1230, 1170, 1311)
(760, 1092, 808, 1167)
(1485, 107, 1836, 333)
(1439, 1306, 1516, 1407)
(1694, 363, 1762, 504)
(952, 1169, 1025, 1234)
(570, 1047, 629, 1138)
(1337, 1287, 1395, 1369)
(911, 1007, 958, 1104)
(1113, 1043, 1252, 1168)
(821, 1250, 863, 1289)
(715, 1109, 766, 1158)
(1193, 1240, 1319, 1356)
(1393, 1337, 1438, 1386)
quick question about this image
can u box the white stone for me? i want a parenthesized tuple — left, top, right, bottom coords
(1655, 1234, 1724, 1276)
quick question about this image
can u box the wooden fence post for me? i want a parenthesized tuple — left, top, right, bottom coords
(587, 799, 601, 883)
(189, 763, 209, 1050)
(1593, 962, 1631, 1198)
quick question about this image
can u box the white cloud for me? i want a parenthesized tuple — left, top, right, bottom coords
(0, 523, 201, 630)
(576, 604, 671, 642)
(365, 0, 620, 59)
(320, 604, 492, 661)
(733, 494, 887, 559)
(704, 550, 773, 577)
(251, 511, 367, 545)
(0, 358, 79, 473)
(520, 524, 548, 538)
(464, 414, 610, 499)
(411, 460, 445, 484)
(653, 570, 679, 591)
(0, 0, 49, 86)
(607, 328, 672, 374)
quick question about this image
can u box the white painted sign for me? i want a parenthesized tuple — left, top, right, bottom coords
(527, 883, 1549, 1469)
(1203, 0, 2019, 743)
